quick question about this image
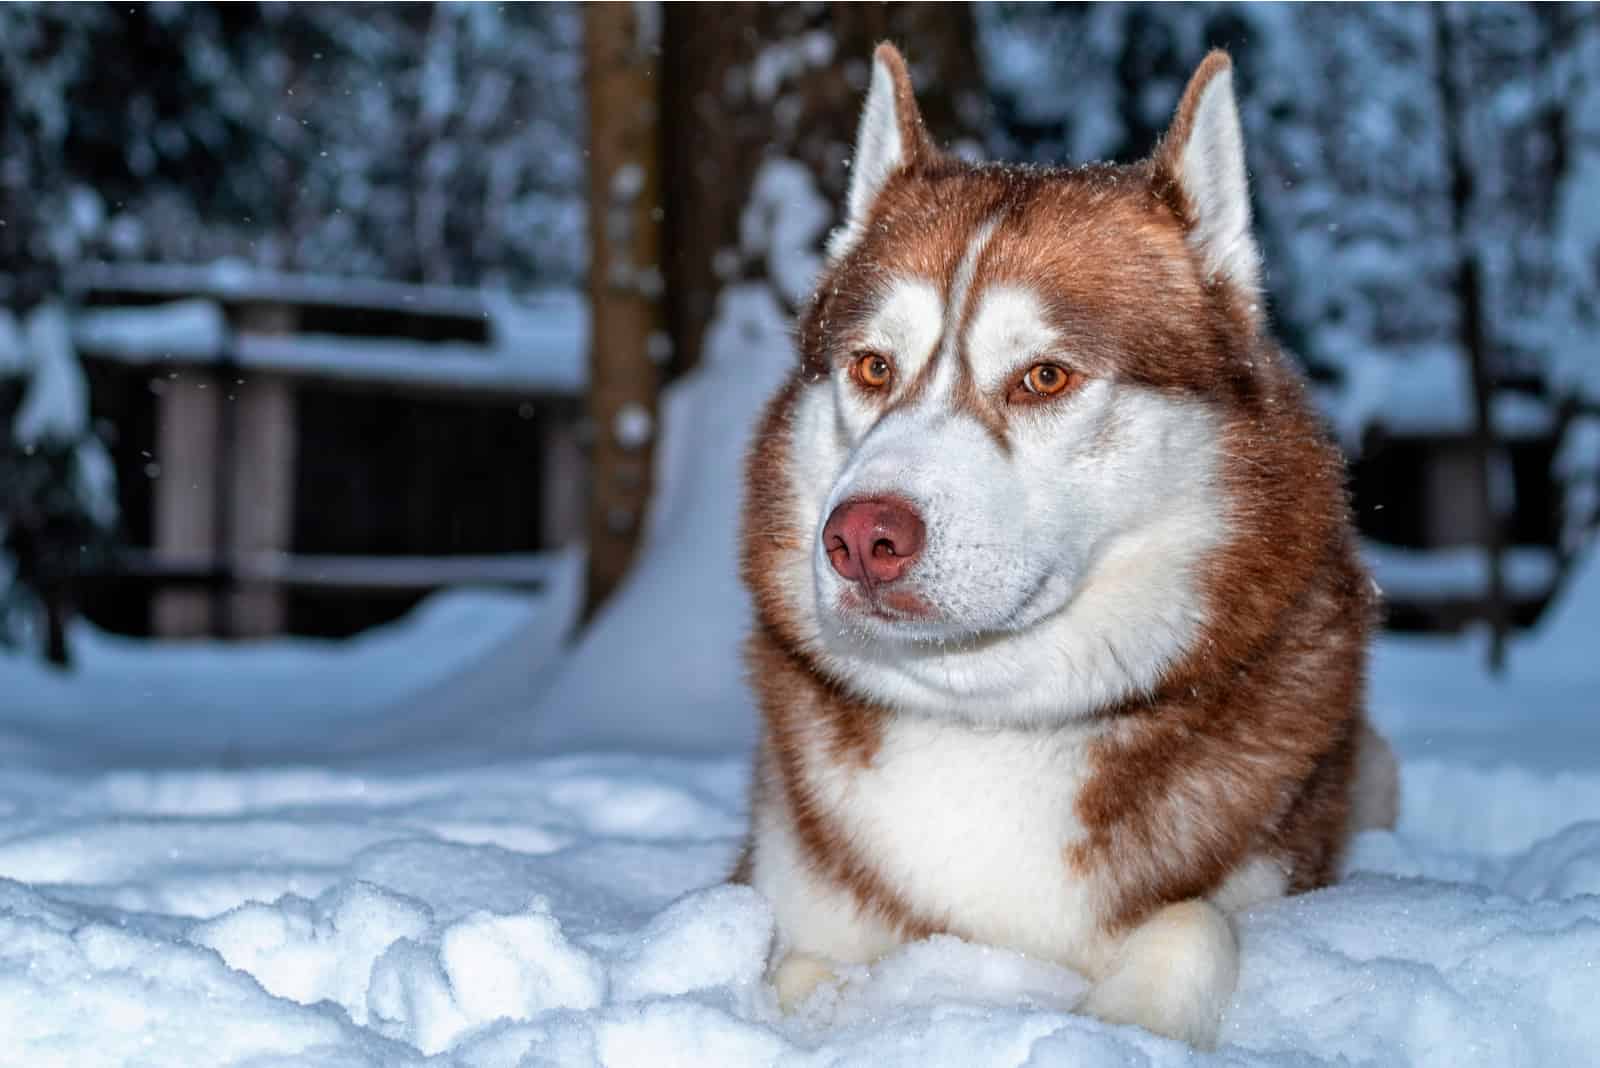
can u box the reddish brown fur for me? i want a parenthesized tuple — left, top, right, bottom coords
(740, 46, 1380, 943)
(747, 627, 942, 940)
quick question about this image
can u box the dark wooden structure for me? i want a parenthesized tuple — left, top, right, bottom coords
(70, 263, 586, 640)
(1349, 380, 1596, 638)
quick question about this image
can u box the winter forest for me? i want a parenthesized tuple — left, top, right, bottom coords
(1, 3, 1599, 1065)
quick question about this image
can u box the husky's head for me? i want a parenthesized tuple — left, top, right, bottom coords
(746, 45, 1334, 728)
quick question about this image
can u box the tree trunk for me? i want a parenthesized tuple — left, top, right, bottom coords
(1431, 6, 1507, 672)
(583, 3, 667, 616)
(659, 3, 987, 379)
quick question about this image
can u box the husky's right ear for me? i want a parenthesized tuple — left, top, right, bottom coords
(827, 43, 936, 261)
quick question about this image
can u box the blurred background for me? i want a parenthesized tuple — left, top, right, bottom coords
(0, 3, 1596, 749)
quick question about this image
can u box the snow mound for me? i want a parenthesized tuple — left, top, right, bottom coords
(367, 900, 608, 1054)
(0, 881, 419, 1068)
(1228, 874, 1600, 1065)
(523, 284, 796, 756)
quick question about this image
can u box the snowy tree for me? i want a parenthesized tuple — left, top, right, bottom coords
(0, 4, 586, 290)
(0, 307, 117, 665)
(0, 8, 119, 665)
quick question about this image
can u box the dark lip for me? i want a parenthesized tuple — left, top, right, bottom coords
(840, 588, 937, 623)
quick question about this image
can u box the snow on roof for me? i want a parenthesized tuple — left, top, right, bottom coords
(70, 286, 587, 397)
(232, 326, 585, 397)
(70, 260, 491, 322)
(70, 298, 226, 361)
(1319, 339, 1473, 445)
(1362, 541, 1558, 600)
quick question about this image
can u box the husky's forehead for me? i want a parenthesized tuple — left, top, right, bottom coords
(821, 164, 1240, 395)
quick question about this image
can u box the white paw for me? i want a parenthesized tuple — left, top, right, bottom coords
(772, 952, 839, 1011)
(1079, 899, 1238, 1049)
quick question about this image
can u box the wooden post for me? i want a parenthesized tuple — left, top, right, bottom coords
(224, 305, 299, 638)
(583, 2, 665, 616)
(152, 371, 220, 637)
(540, 415, 588, 549)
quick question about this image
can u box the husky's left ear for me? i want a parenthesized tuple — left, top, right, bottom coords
(827, 43, 937, 261)
(1153, 51, 1261, 298)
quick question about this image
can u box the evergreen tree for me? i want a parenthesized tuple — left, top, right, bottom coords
(1, 8, 118, 664)
(0, 4, 585, 290)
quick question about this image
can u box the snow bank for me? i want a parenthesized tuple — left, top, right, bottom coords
(524, 149, 831, 758)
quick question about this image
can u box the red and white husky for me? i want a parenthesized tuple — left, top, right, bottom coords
(734, 44, 1398, 1048)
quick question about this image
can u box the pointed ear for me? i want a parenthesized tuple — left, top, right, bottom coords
(828, 43, 936, 261)
(1153, 51, 1261, 297)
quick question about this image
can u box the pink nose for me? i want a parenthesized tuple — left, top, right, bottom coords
(822, 497, 926, 586)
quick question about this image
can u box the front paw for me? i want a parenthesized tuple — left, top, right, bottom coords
(771, 952, 840, 1011)
(1079, 899, 1238, 1049)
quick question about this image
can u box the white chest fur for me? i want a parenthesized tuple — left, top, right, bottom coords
(797, 713, 1115, 974)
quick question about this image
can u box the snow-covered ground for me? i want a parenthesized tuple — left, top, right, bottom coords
(0, 550, 583, 771)
(3, 589, 1599, 1067)
(3, 279, 1599, 1065)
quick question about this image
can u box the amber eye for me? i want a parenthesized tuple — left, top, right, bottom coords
(853, 351, 894, 390)
(1019, 363, 1079, 399)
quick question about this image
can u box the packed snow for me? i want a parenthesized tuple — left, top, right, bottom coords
(3, 655, 1600, 1066)
(4, 275, 1600, 1067)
